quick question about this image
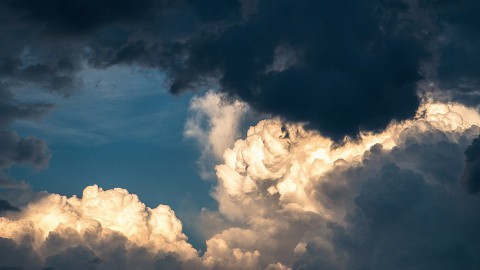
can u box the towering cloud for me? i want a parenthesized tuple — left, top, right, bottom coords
(2, 99, 480, 269)
(205, 99, 480, 269)
(185, 91, 247, 178)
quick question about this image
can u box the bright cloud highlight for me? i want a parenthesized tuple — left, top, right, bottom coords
(2, 98, 480, 269)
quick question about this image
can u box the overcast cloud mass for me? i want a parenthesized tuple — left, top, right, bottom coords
(1, 0, 480, 269)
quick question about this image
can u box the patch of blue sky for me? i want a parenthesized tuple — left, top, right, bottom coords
(8, 65, 213, 250)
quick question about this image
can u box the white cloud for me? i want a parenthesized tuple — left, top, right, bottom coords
(185, 91, 248, 179)
(0, 185, 200, 269)
(3, 100, 480, 269)
(209, 100, 480, 268)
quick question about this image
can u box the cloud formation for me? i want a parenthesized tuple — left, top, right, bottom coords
(0, 0, 479, 138)
(185, 91, 247, 178)
(171, 0, 429, 139)
(0, 86, 52, 188)
(0, 185, 200, 269)
(429, 0, 480, 103)
(207, 100, 480, 269)
(2, 100, 480, 269)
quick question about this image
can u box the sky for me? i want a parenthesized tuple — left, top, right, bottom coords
(1, 1, 480, 269)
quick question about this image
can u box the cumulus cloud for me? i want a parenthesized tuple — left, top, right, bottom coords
(185, 91, 247, 178)
(2, 100, 480, 269)
(0, 185, 200, 269)
(208, 100, 480, 269)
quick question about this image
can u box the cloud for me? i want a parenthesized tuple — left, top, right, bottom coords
(208, 100, 480, 269)
(0, 130, 50, 169)
(2, 100, 480, 269)
(0, 0, 479, 139)
(4, 0, 158, 34)
(0, 185, 200, 269)
(460, 135, 480, 193)
(427, 0, 480, 104)
(185, 91, 247, 179)
(0, 200, 19, 213)
(2, 2, 480, 268)
(0, 85, 52, 189)
(170, 0, 429, 139)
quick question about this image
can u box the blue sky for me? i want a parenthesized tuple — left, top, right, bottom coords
(8, 65, 215, 249)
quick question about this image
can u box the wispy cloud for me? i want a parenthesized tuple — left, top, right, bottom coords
(13, 65, 189, 145)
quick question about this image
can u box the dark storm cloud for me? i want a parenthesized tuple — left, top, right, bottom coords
(1, 0, 478, 138)
(461, 136, 480, 193)
(155, 0, 480, 138)
(170, 0, 429, 139)
(427, 0, 480, 100)
(4, 0, 157, 34)
(186, 0, 242, 23)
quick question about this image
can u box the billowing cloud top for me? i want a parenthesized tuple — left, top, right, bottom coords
(2, 98, 480, 269)
(1, 185, 199, 269)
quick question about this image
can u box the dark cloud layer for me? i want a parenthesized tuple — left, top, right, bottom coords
(170, 0, 429, 138)
(429, 0, 480, 99)
(0, 230, 188, 270)
(5, 0, 157, 34)
(461, 136, 480, 193)
(0, 0, 478, 139)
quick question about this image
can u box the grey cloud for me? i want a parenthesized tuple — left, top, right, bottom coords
(0, 223, 192, 270)
(44, 246, 101, 270)
(0, 238, 42, 270)
(0, 0, 478, 139)
(0, 131, 51, 169)
(428, 0, 480, 95)
(461, 136, 480, 193)
(0, 85, 50, 223)
(0, 85, 52, 189)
